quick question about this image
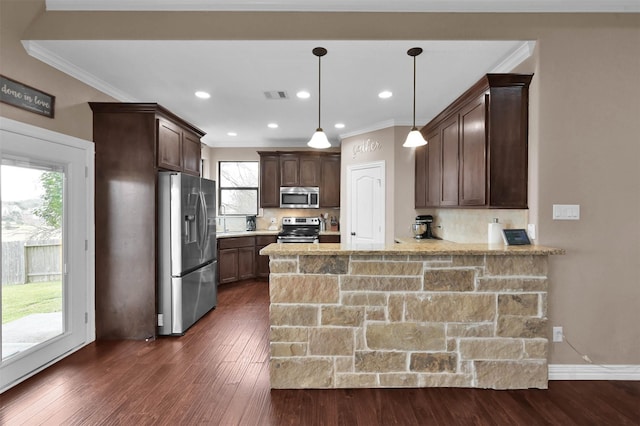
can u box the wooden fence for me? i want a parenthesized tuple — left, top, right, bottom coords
(2, 240, 62, 285)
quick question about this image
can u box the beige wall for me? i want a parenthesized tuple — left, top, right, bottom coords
(341, 127, 396, 244)
(1, 1, 638, 365)
(0, 1, 116, 140)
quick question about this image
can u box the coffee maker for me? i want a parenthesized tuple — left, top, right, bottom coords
(412, 215, 434, 239)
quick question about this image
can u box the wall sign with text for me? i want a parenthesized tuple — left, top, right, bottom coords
(352, 138, 382, 159)
(0, 75, 55, 118)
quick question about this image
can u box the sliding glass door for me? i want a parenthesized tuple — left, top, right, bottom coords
(0, 119, 94, 392)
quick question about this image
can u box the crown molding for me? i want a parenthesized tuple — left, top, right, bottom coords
(22, 41, 137, 102)
(490, 41, 536, 73)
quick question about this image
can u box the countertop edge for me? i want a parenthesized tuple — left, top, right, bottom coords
(217, 230, 340, 239)
(216, 230, 279, 239)
(259, 242, 565, 256)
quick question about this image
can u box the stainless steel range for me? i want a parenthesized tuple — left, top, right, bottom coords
(277, 217, 320, 243)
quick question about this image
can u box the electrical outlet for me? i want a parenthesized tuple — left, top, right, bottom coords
(552, 326, 563, 342)
(527, 224, 536, 240)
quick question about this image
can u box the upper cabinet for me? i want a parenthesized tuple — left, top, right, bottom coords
(258, 151, 341, 208)
(319, 154, 341, 208)
(279, 153, 300, 186)
(300, 155, 322, 187)
(157, 116, 203, 176)
(415, 74, 533, 209)
(259, 153, 280, 208)
(279, 153, 322, 187)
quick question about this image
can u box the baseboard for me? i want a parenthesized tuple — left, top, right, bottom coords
(549, 364, 640, 380)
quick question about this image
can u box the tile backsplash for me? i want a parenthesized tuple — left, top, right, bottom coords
(217, 208, 340, 232)
(418, 209, 529, 243)
(219, 206, 525, 244)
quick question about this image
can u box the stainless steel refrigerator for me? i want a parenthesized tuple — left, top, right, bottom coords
(157, 172, 217, 335)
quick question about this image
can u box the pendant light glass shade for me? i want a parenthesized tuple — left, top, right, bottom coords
(403, 128, 427, 147)
(308, 128, 331, 149)
(308, 47, 331, 149)
(403, 47, 427, 148)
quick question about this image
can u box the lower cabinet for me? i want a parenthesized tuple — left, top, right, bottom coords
(218, 237, 255, 284)
(255, 235, 277, 278)
(319, 234, 341, 243)
(218, 235, 277, 284)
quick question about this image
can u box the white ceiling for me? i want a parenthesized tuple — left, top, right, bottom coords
(31, 1, 636, 148)
(26, 40, 533, 148)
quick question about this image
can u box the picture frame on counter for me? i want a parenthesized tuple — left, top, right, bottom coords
(0, 75, 55, 118)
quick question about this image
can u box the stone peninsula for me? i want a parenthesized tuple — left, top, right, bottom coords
(260, 241, 563, 390)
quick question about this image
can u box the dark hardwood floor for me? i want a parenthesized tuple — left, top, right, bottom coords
(2, 280, 639, 425)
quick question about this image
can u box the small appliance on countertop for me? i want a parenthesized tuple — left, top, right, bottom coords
(246, 215, 256, 231)
(412, 215, 438, 239)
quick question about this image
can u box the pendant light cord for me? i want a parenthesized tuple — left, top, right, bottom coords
(318, 53, 322, 130)
(412, 53, 416, 130)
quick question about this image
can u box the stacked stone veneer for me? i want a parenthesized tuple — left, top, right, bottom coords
(268, 254, 550, 390)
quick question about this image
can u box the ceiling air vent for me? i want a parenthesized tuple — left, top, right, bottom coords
(264, 90, 289, 100)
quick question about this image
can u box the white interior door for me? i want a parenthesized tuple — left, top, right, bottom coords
(347, 161, 385, 245)
(0, 118, 95, 392)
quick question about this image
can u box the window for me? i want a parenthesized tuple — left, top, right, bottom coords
(218, 161, 259, 220)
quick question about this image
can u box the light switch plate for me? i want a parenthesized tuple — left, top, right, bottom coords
(553, 204, 580, 220)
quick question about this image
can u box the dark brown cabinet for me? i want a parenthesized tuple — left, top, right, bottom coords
(182, 131, 202, 176)
(300, 155, 322, 187)
(280, 153, 322, 187)
(157, 117, 201, 176)
(89, 102, 205, 340)
(218, 237, 255, 284)
(255, 235, 277, 278)
(459, 95, 487, 206)
(415, 74, 532, 209)
(280, 154, 300, 186)
(258, 151, 341, 208)
(218, 248, 239, 284)
(415, 127, 441, 208)
(259, 154, 280, 208)
(319, 234, 341, 243)
(157, 118, 182, 171)
(320, 154, 341, 208)
(218, 235, 277, 283)
(440, 115, 460, 207)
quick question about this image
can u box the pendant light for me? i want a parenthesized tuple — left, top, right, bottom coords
(307, 47, 331, 149)
(403, 47, 428, 148)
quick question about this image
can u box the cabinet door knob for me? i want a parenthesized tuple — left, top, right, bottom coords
(350, 232, 356, 236)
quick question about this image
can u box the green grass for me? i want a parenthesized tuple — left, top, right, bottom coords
(2, 281, 62, 324)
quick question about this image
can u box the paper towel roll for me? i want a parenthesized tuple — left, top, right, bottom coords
(488, 219, 503, 245)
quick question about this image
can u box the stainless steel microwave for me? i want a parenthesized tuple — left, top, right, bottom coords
(280, 187, 319, 209)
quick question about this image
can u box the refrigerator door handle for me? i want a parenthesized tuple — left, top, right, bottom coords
(199, 191, 209, 250)
(195, 192, 207, 252)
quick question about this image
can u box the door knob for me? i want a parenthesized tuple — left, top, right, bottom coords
(350, 232, 356, 236)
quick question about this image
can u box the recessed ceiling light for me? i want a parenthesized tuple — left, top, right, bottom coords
(268, 123, 279, 129)
(227, 132, 237, 137)
(195, 91, 211, 99)
(334, 123, 345, 129)
(378, 91, 393, 99)
(296, 91, 311, 99)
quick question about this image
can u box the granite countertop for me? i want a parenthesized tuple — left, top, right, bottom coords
(216, 230, 341, 239)
(260, 239, 564, 256)
(216, 230, 280, 239)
